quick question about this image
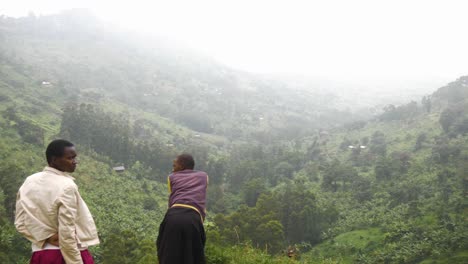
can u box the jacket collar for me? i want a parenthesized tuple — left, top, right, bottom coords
(43, 166, 75, 180)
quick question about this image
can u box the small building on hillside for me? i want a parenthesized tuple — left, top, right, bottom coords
(113, 166, 125, 173)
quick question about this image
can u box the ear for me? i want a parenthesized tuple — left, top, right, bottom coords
(50, 156, 57, 165)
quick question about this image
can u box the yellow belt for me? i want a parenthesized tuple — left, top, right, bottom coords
(171, 203, 204, 223)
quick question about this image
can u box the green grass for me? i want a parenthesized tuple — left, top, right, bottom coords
(419, 250, 468, 264)
(205, 243, 333, 264)
(304, 228, 385, 263)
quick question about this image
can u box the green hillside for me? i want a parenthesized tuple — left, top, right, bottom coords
(0, 11, 467, 264)
(0, 10, 360, 144)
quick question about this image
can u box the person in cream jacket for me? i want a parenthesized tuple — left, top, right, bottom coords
(15, 139, 99, 264)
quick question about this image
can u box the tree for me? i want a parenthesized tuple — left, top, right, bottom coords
(303, 161, 320, 182)
(227, 160, 266, 189)
(439, 108, 457, 133)
(254, 220, 284, 253)
(370, 131, 387, 156)
(421, 96, 431, 113)
(243, 178, 266, 207)
(136, 239, 158, 264)
(0, 190, 25, 264)
(390, 151, 412, 175)
(431, 137, 461, 164)
(205, 157, 227, 185)
(321, 160, 358, 192)
(0, 161, 28, 217)
(281, 183, 323, 245)
(101, 229, 139, 264)
(207, 184, 227, 213)
(414, 133, 427, 151)
(273, 161, 294, 184)
(453, 117, 468, 136)
(374, 157, 393, 181)
(340, 138, 353, 150)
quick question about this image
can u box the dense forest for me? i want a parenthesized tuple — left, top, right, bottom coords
(0, 11, 467, 264)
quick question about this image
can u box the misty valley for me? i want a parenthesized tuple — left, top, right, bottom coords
(0, 11, 467, 264)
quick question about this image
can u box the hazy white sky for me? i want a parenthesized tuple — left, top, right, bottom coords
(1, 0, 468, 84)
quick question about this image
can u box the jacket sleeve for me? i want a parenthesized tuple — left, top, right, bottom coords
(14, 191, 45, 248)
(58, 185, 83, 264)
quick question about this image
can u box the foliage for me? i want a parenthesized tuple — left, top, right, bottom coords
(60, 103, 176, 180)
(0, 11, 468, 264)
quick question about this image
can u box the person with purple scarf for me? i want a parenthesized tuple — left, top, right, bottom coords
(157, 153, 208, 264)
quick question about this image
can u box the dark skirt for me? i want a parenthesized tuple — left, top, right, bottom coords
(156, 207, 206, 264)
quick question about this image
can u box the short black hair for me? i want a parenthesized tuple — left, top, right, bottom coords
(46, 139, 74, 164)
(177, 153, 195, 170)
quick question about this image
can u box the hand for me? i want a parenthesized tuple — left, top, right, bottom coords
(45, 233, 59, 247)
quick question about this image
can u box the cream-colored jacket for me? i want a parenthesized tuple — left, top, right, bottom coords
(15, 167, 99, 264)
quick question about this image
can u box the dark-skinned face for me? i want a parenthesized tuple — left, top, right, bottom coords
(50, 146, 78, 173)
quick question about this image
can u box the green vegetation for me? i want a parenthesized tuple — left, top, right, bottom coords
(306, 228, 385, 263)
(0, 11, 467, 263)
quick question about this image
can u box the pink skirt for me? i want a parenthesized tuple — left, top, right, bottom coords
(30, 249, 94, 264)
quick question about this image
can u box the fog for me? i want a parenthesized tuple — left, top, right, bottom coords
(2, 0, 468, 93)
(2, 2, 468, 263)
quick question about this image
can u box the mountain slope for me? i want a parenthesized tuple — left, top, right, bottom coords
(0, 10, 467, 264)
(0, 10, 360, 144)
